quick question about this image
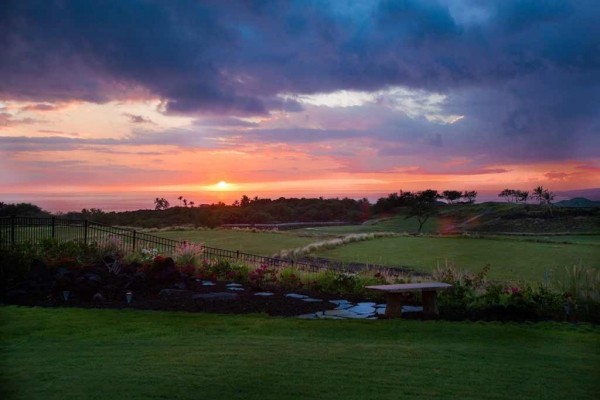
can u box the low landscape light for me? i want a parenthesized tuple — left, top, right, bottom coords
(126, 291, 133, 304)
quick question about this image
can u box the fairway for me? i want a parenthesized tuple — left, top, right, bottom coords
(296, 216, 439, 236)
(1, 307, 598, 400)
(312, 236, 600, 282)
(155, 229, 314, 256)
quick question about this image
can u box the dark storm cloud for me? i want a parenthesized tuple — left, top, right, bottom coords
(0, 0, 598, 160)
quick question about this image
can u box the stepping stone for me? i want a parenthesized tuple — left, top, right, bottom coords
(329, 299, 351, 305)
(357, 302, 377, 307)
(347, 305, 376, 315)
(285, 293, 308, 299)
(301, 298, 322, 302)
(225, 283, 243, 287)
(227, 287, 245, 291)
(254, 292, 274, 296)
(330, 300, 353, 310)
(193, 292, 238, 301)
(402, 305, 423, 313)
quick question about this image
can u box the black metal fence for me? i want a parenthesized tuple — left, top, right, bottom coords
(0, 216, 325, 271)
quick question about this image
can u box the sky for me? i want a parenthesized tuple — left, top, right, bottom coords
(1, 0, 599, 211)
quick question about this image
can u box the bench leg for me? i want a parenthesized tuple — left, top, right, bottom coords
(422, 290, 439, 316)
(384, 293, 403, 318)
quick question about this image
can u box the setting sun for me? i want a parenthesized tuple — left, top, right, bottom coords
(216, 181, 229, 190)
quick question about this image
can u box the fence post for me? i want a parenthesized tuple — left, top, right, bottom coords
(84, 219, 88, 245)
(51, 217, 56, 238)
(10, 215, 15, 249)
(132, 230, 137, 252)
(236, 250, 239, 260)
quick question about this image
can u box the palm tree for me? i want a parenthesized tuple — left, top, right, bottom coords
(189, 201, 195, 207)
(532, 186, 554, 215)
(532, 186, 545, 204)
(183, 199, 188, 207)
(177, 196, 183, 206)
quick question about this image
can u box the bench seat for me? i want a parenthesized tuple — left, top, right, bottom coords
(366, 282, 452, 318)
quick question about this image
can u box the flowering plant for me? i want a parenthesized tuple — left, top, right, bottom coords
(141, 248, 159, 262)
(248, 264, 279, 290)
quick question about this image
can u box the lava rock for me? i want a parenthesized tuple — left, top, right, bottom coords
(92, 292, 106, 302)
(193, 292, 238, 301)
(159, 288, 194, 301)
(28, 259, 52, 282)
(3, 289, 29, 305)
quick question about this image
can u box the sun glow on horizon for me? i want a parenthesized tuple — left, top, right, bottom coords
(216, 181, 229, 190)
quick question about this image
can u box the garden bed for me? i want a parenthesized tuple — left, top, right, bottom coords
(2, 278, 345, 317)
(1, 239, 598, 322)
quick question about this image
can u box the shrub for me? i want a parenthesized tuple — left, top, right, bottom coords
(197, 259, 250, 282)
(555, 264, 600, 303)
(224, 263, 250, 283)
(0, 242, 40, 282)
(123, 248, 158, 265)
(97, 236, 124, 260)
(279, 267, 303, 291)
(248, 264, 279, 290)
(173, 241, 204, 268)
(37, 239, 99, 269)
(434, 264, 490, 314)
(307, 270, 386, 297)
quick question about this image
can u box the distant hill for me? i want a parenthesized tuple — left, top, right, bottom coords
(554, 197, 600, 208)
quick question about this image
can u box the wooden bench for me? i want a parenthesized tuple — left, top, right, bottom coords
(366, 282, 452, 318)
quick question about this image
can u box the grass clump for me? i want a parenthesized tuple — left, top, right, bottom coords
(276, 232, 399, 259)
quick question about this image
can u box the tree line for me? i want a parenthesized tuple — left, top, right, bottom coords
(373, 189, 477, 214)
(498, 186, 554, 206)
(1, 185, 565, 230)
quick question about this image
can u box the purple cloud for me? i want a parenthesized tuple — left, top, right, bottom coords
(0, 0, 597, 165)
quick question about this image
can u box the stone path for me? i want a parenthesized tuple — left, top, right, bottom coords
(263, 289, 424, 319)
(200, 281, 423, 319)
(296, 301, 423, 319)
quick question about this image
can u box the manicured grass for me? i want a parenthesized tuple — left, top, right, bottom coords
(312, 236, 600, 282)
(509, 235, 600, 246)
(154, 229, 314, 256)
(1, 306, 598, 400)
(297, 216, 439, 236)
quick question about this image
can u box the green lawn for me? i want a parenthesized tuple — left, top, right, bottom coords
(509, 235, 600, 246)
(155, 229, 314, 256)
(312, 236, 600, 282)
(1, 307, 598, 400)
(297, 216, 439, 236)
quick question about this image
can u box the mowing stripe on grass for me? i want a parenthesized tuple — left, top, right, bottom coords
(1, 306, 598, 400)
